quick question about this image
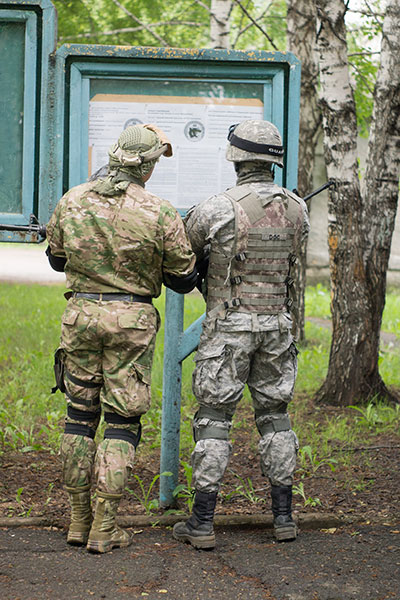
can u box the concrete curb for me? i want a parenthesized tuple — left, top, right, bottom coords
(0, 512, 348, 530)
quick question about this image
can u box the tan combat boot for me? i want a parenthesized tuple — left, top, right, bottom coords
(65, 484, 93, 546)
(86, 491, 132, 553)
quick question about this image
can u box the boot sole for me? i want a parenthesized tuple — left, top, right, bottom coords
(67, 532, 89, 546)
(173, 530, 215, 549)
(274, 525, 297, 542)
(86, 537, 132, 553)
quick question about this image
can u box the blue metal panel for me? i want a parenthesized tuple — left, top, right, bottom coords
(285, 62, 302, 192)
(159, 290, 185, 505)
(0, 9, 37, 236)
(0, 0, 57, 241)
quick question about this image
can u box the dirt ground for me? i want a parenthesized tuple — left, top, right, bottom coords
(1, 405, 399, 528)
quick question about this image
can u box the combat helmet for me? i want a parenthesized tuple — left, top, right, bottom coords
(226, 120, 284, 167)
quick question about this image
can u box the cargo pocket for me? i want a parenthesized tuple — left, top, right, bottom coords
(118, 311, 155, 348)
(125, 362, 152, 415)
(62, 308, 79, 326)
(193, 344, 239, 405)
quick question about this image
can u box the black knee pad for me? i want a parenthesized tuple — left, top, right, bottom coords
(64, 405, 101, 439)
(104, 412, 142, 448)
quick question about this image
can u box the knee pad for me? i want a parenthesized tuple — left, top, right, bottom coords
(193, 406, 231, 442)
(255, 411, 291, 436)
(64, 405, 101, 439)
(103, 412, 142, 448)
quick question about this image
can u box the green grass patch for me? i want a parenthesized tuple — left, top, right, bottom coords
(0, 283, 399, 470)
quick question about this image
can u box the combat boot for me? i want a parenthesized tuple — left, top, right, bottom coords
(173, 490, 217, 549)
(271, 485, 297, 542)
(65, 484, 93, 546)
(86, 491, 132, 553)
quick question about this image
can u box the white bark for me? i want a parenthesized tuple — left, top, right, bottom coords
(287, 0, 320, 340)
(315, 0, 400, 404)
(361, 0, 400, 282)
(210, 0, 233, 49)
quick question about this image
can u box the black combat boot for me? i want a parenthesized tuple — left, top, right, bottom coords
(173, 490, 217, 549)
(271, 485, 297, 542)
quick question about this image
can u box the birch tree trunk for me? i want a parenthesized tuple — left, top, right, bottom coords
(286, 0, 321, 341)
(210, 0, 232, 49)
(359, 0, 400, 397)
(315, 0, 400, 405)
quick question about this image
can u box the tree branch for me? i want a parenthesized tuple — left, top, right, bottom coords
(232, 0, 278, 50)
(59, 22, 203, 42)
(348, 60, 375, 94)
(232, 2, 273, 48)
(110, 0, 169, 46)
(193, 0, 212, 13)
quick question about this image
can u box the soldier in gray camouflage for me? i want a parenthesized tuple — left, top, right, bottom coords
(46, 124, 197, 553)
(173, 120, 310, 549)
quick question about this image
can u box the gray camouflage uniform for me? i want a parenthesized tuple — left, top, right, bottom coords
(185, 163, 310, 494)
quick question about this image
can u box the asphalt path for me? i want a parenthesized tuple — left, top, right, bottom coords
(0, 524, 399, 600)
(0, 243, 65, 284)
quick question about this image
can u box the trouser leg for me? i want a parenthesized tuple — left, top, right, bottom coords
(256, 414, 298, 542)
(61, 405, 101, 545)
(87, 413, 141, 553)
(173, 407, 232, 550)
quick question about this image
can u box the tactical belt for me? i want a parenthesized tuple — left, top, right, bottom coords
(73, 292, 152, 304)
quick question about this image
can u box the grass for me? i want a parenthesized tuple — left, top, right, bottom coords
(0, 283, 399, 505)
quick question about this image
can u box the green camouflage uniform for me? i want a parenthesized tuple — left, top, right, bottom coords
(185, 165, 310, 493)
(47, 180, 195, 496)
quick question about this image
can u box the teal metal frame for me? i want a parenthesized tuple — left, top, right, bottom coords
(58, 45, 300, 193)
(0, 0, 56, 241)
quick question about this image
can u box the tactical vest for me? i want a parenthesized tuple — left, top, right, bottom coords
(206, 183, 303, 317)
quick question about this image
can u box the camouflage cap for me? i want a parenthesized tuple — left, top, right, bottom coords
(109, 125, 164, 167)
(226, 120, 284, 167)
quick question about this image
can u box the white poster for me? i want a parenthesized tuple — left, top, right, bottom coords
(89, 95, 263, 208)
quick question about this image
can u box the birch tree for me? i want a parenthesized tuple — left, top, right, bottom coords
(209, 0, 233, 48)
(315, 0, 400, 405)
(286, 0, 321, 341)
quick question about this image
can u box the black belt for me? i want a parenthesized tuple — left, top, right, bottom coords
(73, 292, 152, 304)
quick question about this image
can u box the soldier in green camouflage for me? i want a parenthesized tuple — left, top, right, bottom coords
(46, 124, 197, 553)
(173, 120, 310, 549)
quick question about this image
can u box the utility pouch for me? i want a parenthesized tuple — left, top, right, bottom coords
(52, 348, 66, 394)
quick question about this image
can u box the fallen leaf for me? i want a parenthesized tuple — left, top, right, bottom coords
(321, 528, 337, 534)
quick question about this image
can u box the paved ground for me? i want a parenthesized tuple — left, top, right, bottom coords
(0, 524, 399, 600)
(0, 243, 65, 284)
